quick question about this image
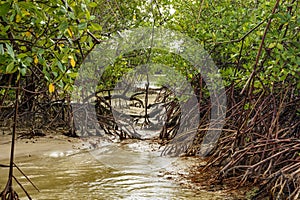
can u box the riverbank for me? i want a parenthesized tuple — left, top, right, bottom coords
(0, 134, 81, 161)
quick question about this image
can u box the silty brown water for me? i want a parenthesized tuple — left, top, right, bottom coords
(0, 139, 231, 200)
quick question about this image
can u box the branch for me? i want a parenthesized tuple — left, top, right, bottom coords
(240, 0, 281, 95)
(211, 19, 266, 45)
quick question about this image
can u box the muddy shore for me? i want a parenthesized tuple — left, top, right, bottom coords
(0, 134, 81, 161)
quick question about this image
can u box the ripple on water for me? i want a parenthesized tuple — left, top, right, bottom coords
(0, 141, 231, 200)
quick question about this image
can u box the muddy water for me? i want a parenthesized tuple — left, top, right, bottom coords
(0, 140, 228, 200)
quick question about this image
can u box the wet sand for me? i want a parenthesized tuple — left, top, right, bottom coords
(0, 134, 81, 162)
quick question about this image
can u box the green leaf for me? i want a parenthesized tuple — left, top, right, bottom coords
(69, 12, 75, 20)
(44, 70, 51, 81)
(18, 2, 36, 10)
(0, 2, 10, 16)
(17, 53, 28, 59)
(268, 43, 276, 49)
(52, 71, 58, 77)
(0, 44, 4, 55)
(67, 72, 78, 78)
(19, 65, 27, 76)
(57, 61, 66, 72)
(276, 43, 283, 50)
(6, 43, 14, 58)
(6, 61, 16, 73)
(90, 22, 102, 31)
(88, 2, 98, 8)
(59, 21, 69, 32)
(78, 22, 87, 30)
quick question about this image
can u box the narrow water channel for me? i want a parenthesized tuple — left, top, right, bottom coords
(0, 140, 229, 200)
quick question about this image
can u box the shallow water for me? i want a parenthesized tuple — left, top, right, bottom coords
(0, 140, 228, 200)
